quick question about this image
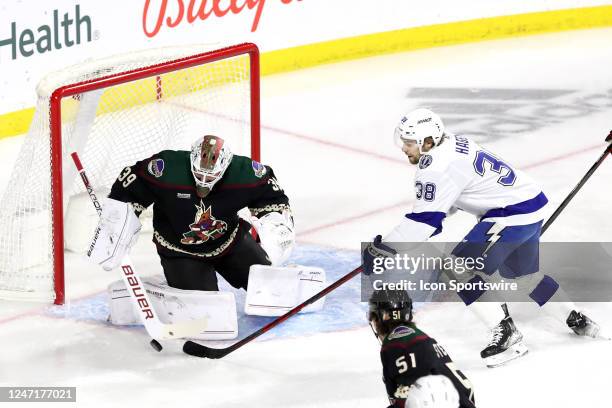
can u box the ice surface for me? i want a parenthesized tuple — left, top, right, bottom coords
(1, 28, 612, 407)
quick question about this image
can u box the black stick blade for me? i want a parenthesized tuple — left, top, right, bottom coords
(150, 339, 163, 352)
(183, 340, 227, 359)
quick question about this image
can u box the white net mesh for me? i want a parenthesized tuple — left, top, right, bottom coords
(0, 44, 256, 302)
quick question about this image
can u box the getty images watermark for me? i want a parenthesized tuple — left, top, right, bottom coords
(361, 242, 612, 302)
(368, 251, 518, 294)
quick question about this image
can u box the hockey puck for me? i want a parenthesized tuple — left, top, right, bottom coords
(150, 339, 163, 352)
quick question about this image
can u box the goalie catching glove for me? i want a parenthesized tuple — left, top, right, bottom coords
(88, 198, 142, 271)
(251, 210, 295, 265)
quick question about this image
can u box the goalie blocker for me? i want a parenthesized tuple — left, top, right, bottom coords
(108, 264, 326, 339)
(88, 198, 142, 271)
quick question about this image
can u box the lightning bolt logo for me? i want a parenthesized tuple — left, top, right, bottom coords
(484, 223, 505, 255)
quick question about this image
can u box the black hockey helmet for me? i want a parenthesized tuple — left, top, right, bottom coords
(368, 290, 413, 336)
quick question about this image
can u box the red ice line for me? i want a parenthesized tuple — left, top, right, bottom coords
(0, 111, 603, 323)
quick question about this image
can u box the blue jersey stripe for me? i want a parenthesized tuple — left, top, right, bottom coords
(480, 192, 548, 220)
(405, 211, 446, 236)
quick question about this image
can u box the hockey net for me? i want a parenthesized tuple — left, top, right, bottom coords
(0, 43, 260, 304)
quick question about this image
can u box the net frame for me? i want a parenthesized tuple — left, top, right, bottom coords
(2, 43, 260, 305)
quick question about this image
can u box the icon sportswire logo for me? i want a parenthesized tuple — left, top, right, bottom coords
(0, 5, 93, 61)
(142, 0, 302, 38)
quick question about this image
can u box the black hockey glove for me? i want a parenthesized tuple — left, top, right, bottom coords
(362, 235, 397, 275)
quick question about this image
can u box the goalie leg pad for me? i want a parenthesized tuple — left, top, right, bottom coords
(244, 264, 326, 316)
(108, 276, 238, 340)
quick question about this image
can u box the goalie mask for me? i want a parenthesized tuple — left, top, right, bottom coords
(190, 135, 233, 198)
(394, 108, 445, 153)
(368, 289, 413, 339)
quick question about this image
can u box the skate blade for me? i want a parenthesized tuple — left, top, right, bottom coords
(593, 327, 611, 341)
(587, 326, 601, 339)
(484, 341, 528, 368)
(575, 324, 605, 339)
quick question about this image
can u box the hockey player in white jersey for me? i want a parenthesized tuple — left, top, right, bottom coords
(362, 108, 600, 367)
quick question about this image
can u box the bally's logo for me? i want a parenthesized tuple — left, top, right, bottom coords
(0, 5, 94, 62)
(142, 0, 302, 38)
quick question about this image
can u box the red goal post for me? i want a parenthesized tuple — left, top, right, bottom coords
(0, 43, 260, 305)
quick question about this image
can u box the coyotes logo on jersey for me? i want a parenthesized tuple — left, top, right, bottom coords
(181, 201, 228, 245)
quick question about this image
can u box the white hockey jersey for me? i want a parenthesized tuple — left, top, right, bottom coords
(384, 134, 548, 243)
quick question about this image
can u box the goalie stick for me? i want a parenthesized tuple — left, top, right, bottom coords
(183, 131, 612, 359)
(70, 152, 208, 347)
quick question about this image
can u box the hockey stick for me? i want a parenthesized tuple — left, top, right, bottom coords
(495, 133, 612, 343)
(542, 130, 612, 234)
(71, 152, 208, 347)
(183, 131, 612, 359)
(497, 132, 612, 340)
(183, 266, 363, 358)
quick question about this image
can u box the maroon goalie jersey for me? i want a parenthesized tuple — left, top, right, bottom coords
(108, 150, 290, 260)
